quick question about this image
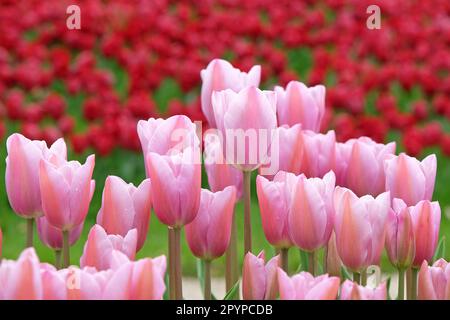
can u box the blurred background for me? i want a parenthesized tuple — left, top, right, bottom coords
(0, 0, 449, 275)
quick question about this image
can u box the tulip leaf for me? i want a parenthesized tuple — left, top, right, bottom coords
(196, 259, 217, 300)
(223, 281, 240, 300)
(163, 271, 170, 300)
(385, 276, 392, 300)
(432, 236, 446, 263)
(340, 266, 352, 281)
(297, 249, 309, 273)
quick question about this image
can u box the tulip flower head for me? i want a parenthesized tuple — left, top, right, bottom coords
(340, 280, 387, 300)
(242, 251, 279, 300)
(418, 259, 450, 300)
(298, 130, 336, 178)
(37, 216, 84, 250)
(201, 59, 261, 128)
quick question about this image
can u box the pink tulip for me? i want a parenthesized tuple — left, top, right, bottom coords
(289, 171, 335, 251)
(334, 187, 390, 271)
(146, 147, 201, 227)
(385, 199, 415, 269)
(418, 259, 450, 300)
(96, 176, 151, 251)
(80, 224, 137, 271)
(137, 115, 199, 175)
(201, 59, 261, 128)
(185, 187, 236, 260)
(256, 172, 296, 248)
(37, 216, 83, 250)
(259, 124, 303, 178)
(334, 141, 353, 186)
(0, 248, 43, 299)
(298, 130, 336, 178)
(275, 81, 325, 132)
(212, 86, 277, 172)
(340, 280, 387, 300)
(278, 269, 340, 300)
(204, 133, 243, 198)
(326, 232, 342, 277)
(410, 200, 441, 267)
(103, 255, 166, 300)
(341, 137, 395, 196)
(59, 266, 110, 300)
(242, 251, 279, 300)
(39, 155, 95, 231)
(384, 153, 436, 206)
(6, 133, 67, 217)
(40, 263, 67, 300)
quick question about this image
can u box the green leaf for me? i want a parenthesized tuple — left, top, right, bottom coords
(297, 249, 309, 273)
(163, 271, 170, 300)
(433, 236, 446, 263)
(340, 266, 352, 281)
(223, 281, 240, 300)
(385, 276, 392, 300)
(196, 259, 217, 300)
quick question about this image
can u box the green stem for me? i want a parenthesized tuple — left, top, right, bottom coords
(280, 248, 289, 273)
(55, 249, 62, 269)
(225, 216, 239, 298)
(204, 260, 212, 300)
(397, 268, 405, 300)
(168, 227, 175, 300)
(353, 272, 361, 284)
(411, 268, 418, 300)
(174, 227, 183, 299)
(308, 251, 316, 276)
(361, 268, 367, 286)
(406, 267, 412, 299)
(243, 171, 252, 254)
(26, 218, 34, 248)
(62, 230, 70, 268)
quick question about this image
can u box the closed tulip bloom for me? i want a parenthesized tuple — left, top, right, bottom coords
(6, 133, 67, 217)
(137, 115, 199, 174)
(340, 280, 387, 300)
(343, 137, 395, 196)
(96, 176, 151, 251)
(185, 187, 236, 260)
(0, 248, 43, 299)
(385, 199, 415, 269)
(103, 255, 166, 300)
(80, 224, 137, 271)
(289, 171, 335, 251)
(418, 259, 450, 300)
(37, 216, 84, 250)
(212, 86, 277, 172)
(146, 147, 201, 227)
(334, 187, 390, 272)
(325, 232, 342, 277)
(39, 155, 95, 231)
(242, 251, 279, 300)
(275, 81, 325, 132)
(256, 172, 296, 248)
(278, 269, 340, 300)
(201, 59, 261, 128)
(384, 153, 436, 206)
(410, 200, 441, 267)
(204, 133, 243, 198)
(298, 130, 336, 178)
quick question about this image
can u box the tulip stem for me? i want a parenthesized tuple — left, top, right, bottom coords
(280, 248, 289, 272)
(204, 260, 212, 300)
(308, 251, 316, 276)
(397, 268, 405, 300)
(361, 268, 367, 286)
(55, 249, 62, 269)
(26, 218, 34, 248)
(174, 227, 183, 299)
(243, 171, 252, 254)
(225, 216, 238, 297)
(353, 272, 361, 284)
(168, 227, 176, 300)
(62, 230, 70, 268)
(411, 268, 418, 300)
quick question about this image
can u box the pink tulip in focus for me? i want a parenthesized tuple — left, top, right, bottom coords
(185, 187, 236, 260)
(340, 280, 387, 300)
(212, 86, 277, 172)
(298, 130, 336, 178)
(204, 133, 243, 198)
(242, 251, 279, 300)
(385, 199, 415, 269)
(384, 153, 436, 206)
(103, 255, 166, 300)
(278, 269, 340, 300)
(201, 59, 261, 128)
(289, 171, 335, 251)
(275, 81, 325, 132)
(39, 155, 95, 231)
(341, 137, 395, 196)
(418, 259, 450, 300)
(256, 172, 296, 248)
(40, 263, 67, 300)
(334, 187, 390, 271)
(6, 133, 67, 217)
(96, 176, 151, 251)
(37, 216, 84, 250)
(80, 224, 137, 271)
(410, 200, 441, 267)
(59, 266, 110, 300)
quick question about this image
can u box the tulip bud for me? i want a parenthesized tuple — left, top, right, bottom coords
(242, 251, 279, 300)
(418, 259, 450, 300)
